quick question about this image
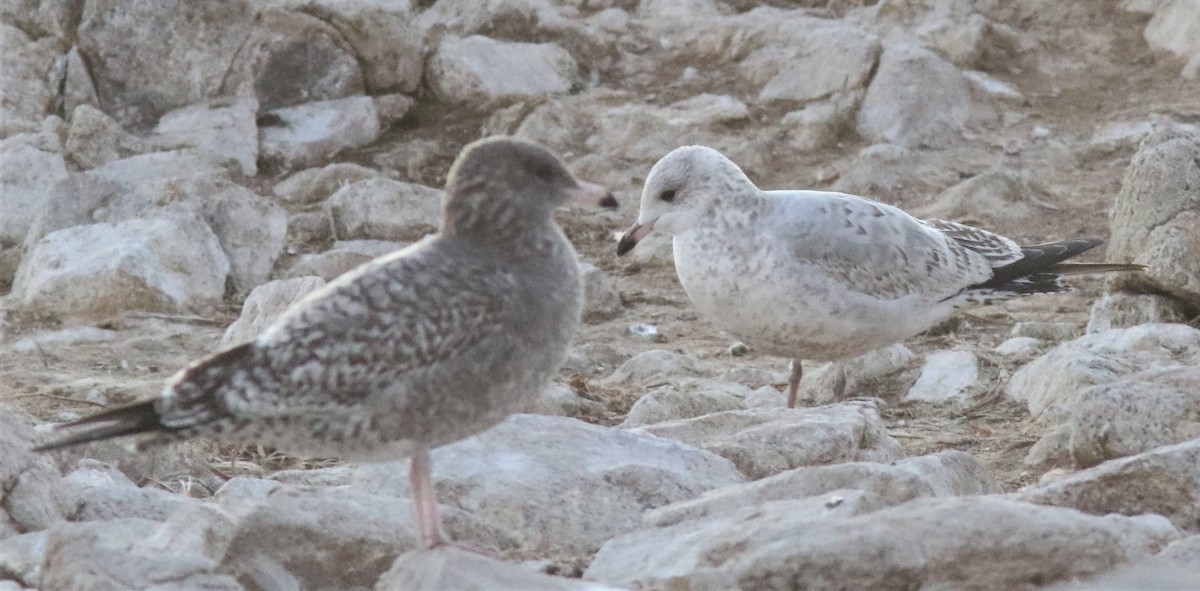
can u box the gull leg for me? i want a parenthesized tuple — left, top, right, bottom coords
(787, 360, 802, 409)
(409, 448, 446, 548)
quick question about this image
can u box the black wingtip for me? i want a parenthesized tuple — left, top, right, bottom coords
(32, 400, 164, 452)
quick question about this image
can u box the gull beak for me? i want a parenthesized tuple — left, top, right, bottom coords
(567, 180, 619, 209)
(616, 219, 655, 256)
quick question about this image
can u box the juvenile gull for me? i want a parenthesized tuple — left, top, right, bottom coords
(35, 136, 618, 548)
(616, 145, 1141, 408)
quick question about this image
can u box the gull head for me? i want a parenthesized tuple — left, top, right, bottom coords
(617, 145, 752, 256)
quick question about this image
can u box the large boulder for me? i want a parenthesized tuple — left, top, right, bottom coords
(427, 35, 579, 107)
(0, 131, 68, 247)
(0, 24, 58, 137)
(857, 43, 973, 148)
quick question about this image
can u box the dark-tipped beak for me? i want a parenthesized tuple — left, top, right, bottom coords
(616, 220, 655, 256)
(567, 180, 619, 209)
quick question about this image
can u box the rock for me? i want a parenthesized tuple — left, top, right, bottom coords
(996, 336, 1043, 357)
(40, 518, 241, 591)
(1141, 0, 1200, 78)
(350, 414, 744, 555)
(0, 531, 45, 588)
(596, 349, 708, 390)
(220, 277, 327, 347)
(61, 47, 99, 118)
(799, 344, 919, 404)
(378, 546, 624, 591)
(647, 450, 1001, 528)
(581, 262, 621, 322)
(914, 170, 1042, 230)
(11, 213, 230, 320)
(588, 495, 1176, 590)
(745, 385, 788, 408)
(1006, 324, 1200, 423)
(328, 177, 443, 242)
(522, 383, 608, 419)
(0, 24, 57, 137)
(1064, 366, 1200, 467)
(85, 149, 233, 193)
(259, 96, 381, 170)
(0, 131, 69, 246)
(1088, 292, 1193, 332)
(1013, 321, 1080, 342)
(64, 104, 150, 170)
(630, 402, 904, 480)
(0, 405, 68, 539)
(1048, 560, 1200, 590)
(76, 0, 256, 128)
(304, 0, 422, 94)
(373, 93, 416, 129)
(755, 25, 880, 105)
(222, 8, 363, 112)
(428, 36, 579, 107)
(1158, 533, 1200, 566)
(904, 349, 979, 402)
(1107, 130, 1200, 306)
(150, 97, 259, 176)
(1018, 437, 1200, 530)
(272, 162, 382, 205)
(217, 484, 516, 590)
(283, 249, 374, 281)
(63, 460, 193, 522)
(782, 101, 847, 152)
(622, 386, 746, 427)
(857, 43, 973, 148)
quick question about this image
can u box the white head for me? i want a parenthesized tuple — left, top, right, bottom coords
(617, 146, 754, 255)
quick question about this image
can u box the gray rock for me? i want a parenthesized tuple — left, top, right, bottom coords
(221, 8, 363, 112)
(581, 262, 622, 322)
(914, 170, 1043, 230)
(1006, 324, 1200, 423)
(150, 97, 259, 176)
(522, 383, 608, 419)
(1088, 292, 1193, 333)
(597, 349, 708, 390)
(782, 101, 848, 152)
(351, 414, 744, 555)
(756, 25, 880, 105)
(428, 36, 579, 107)
(259, 96, 381, 170)
(0, 25, 57, 137)
(647, 450, 1002, 528)
(272, 162, 382, 205)
(64, 104, 150, 170)
(377, 546, 625, 591)
(585, 496, 1178, 590)
(0, 131, 69, 246)
(0, 405, 68, 540)
(0, 531, 45, 588)
(304, 0, 422, 94)
(221, 277, 327, 347)
(282, 249, 374, 282)
(904, 349, 979, 402)
(857, 43, 973, 148)
(63, 460, 193, 522)
(61, 47, 99, 118)
(630, 402, 904, 480)
(1139, 0, 1200, 78)
(1017, 437, 1200, 530)
(11, 213, 229, 320)
(76, 0, 256, 128)
(1013, 321, 1081, 342)
(1107, 130, 1200, 306)
(622, 386, 746, 427)
(995, 336, 1043, 357)
(799, 344, 919, 403)
(328, 177, 443, 242)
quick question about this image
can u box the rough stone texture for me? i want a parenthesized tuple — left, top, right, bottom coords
(1006, 324, 1200, 423)
(150, 97, 260, 176)
(428, 35, 579, 107)
(272, 162, 382, 205)
(0, 531, 44, 588)
(350, 414, 744, 555)
(1088, 292, 1193, 333)
(64, 104, 151, 170)
(0, 24, 57, 138)
(1140, 0, 1200, 78)
(755, 25, 880, 105)
(220, 277, 327, 347)
(596, 349, 708, 390)
(581, 262, 622, 323)
(1107, 130, 1200, 306)
(904, 349, 979, 402)
(647, 450, 1002, 528)
(1018, 437, 1200, 531)
(62, 460, 193, 522)
(798, 344, 919, 404)
(996, 336, 1043, 357)
(304, 0, 422, 94)
(622, 386, 746, 427)
(378, 546, 625, 591)
(521, 383, 608, 419)
(11, 214, 230, 320)
(630, 402, 904, 480)
(857, 43, 973, 148)
(259, 96, 381, 170)
(915, 170, 1045, 231)
(61, 47, 99, 118)
(0, 405, 69, 540)
(585, 496, 1178, 591)
(76, 0, 257, 128)
(0, 131, 69, 247)
(221, 8, 363, 112)
(327, 177, 444, 242)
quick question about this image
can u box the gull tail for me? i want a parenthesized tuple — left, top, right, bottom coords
(963, 238, 1144, 303)
(32, 400, 166, 452)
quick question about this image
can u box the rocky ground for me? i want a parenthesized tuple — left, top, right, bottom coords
(3, 0, 1200, 589)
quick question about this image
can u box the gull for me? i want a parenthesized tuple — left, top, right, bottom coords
(35, 136, 618, 549)
(616, 145, 1141, 408)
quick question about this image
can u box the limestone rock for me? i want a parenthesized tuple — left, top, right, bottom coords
(622, 386, 746, 427)
(272, 162, 382, 205)
(428, 36, 579, 107)
(150, 97, 259, 176)
(581, 262, 622, 322)
(1141, 0, 1200, 78)
(0, 24, 57, 137)
(378, 546, 624, 591)
(0, 131, 69, 246)
(857, 43, 973, 148)
(597, 349, 708, 390)
(0, 405, 69, 539)
(64, 105, 150, 170)
(799, 344, 919, 404)
(904, 349, 979, 402)
(220, 277, 327, 347)
(1088, 292, 1193, 333)
(328, 177, 443, 242)
(259, 96, 381, 170)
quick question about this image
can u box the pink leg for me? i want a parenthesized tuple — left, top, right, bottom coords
(409, 448, 446, 548)
(787, 359, 802, 409)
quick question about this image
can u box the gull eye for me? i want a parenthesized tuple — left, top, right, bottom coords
(659, 190, 677, 203)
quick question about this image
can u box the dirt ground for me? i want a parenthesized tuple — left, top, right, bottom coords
(3, 1, 1200, 495)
